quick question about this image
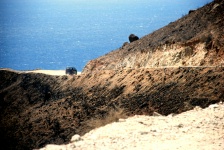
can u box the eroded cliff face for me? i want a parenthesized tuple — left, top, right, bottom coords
(84, 42, 223, 72)
(83, 0, 224, 73)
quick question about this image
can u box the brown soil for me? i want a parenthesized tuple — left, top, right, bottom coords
(40, 103, 224, 150)
(1, 66, 223, 149)
(0, 0, 224, 149)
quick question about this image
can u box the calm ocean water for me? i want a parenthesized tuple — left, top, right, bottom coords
(0, 0, 212, 71)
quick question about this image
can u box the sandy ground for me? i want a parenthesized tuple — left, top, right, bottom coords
(39, 102, 224, 150)
(25, 70, 81, 75)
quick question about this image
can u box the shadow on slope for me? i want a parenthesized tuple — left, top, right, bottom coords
(0, 67, 223, 149)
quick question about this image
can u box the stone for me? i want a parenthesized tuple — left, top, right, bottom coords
(71, 134, 81, 142)
(129, 34, 139, 43)
(209, 104, 219, 109)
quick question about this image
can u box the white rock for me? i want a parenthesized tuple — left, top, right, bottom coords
(71, 134, 81, 142)
(209, 104, 219, 109)
(40, 144, 66, 150)
(194, 106, 202, 110)
(119, 118, 126, 122)
(153, 111, 163, 116)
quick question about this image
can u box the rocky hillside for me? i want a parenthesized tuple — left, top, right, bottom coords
(1, 67, 223, 149)
(83, 0, 224, 72)
(40, 103, 224, 150)
(0, 0, 224, 150)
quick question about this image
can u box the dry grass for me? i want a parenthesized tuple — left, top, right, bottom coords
(86, 106, 127, 130)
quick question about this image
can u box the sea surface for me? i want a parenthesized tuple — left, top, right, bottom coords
(0, 0, 212, 71)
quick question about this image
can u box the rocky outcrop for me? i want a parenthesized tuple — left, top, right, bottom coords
(188, 9, 196, 14)
(83, 0, 224, 73)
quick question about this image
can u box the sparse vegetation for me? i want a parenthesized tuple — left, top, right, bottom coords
(86, 106, 127, 130)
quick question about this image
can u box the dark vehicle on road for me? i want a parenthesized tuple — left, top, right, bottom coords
(65, 67, 77, 75)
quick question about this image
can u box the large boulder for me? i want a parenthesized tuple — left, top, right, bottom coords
(129, 34, 139, 43)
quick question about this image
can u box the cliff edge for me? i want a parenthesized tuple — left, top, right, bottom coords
(83, 0, 224, 73)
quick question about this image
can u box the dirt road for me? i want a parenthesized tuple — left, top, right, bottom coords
(25, 70, 81, 75)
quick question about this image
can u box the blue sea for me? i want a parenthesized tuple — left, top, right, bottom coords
(0, 0, 212, 71)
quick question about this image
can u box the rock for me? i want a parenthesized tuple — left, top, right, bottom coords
(208, 104, 219, 109)
(189, 9, 195, 14)
(71, 134, 81, 142)
(194, 106, 202, 111)
(39, 144, 66, 150)
(129, 34, 139, 43)
(119, 118, 126, 122)
(153, 112, 163, 116)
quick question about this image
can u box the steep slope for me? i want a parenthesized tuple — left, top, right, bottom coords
(1, 67, 224, 149)
(83, 0, 224, 73)
(40, 103, 224, 150)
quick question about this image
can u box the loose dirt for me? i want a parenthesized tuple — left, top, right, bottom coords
(39, 102, 224, 150)
(0, 67, 223, 150)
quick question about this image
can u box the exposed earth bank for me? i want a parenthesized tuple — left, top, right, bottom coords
(40, 102, 224, 150)
(0, 66, 223, 150)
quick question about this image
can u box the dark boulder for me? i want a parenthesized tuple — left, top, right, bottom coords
(189, 10, 195, 14)
(129, 34, 139, 43)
